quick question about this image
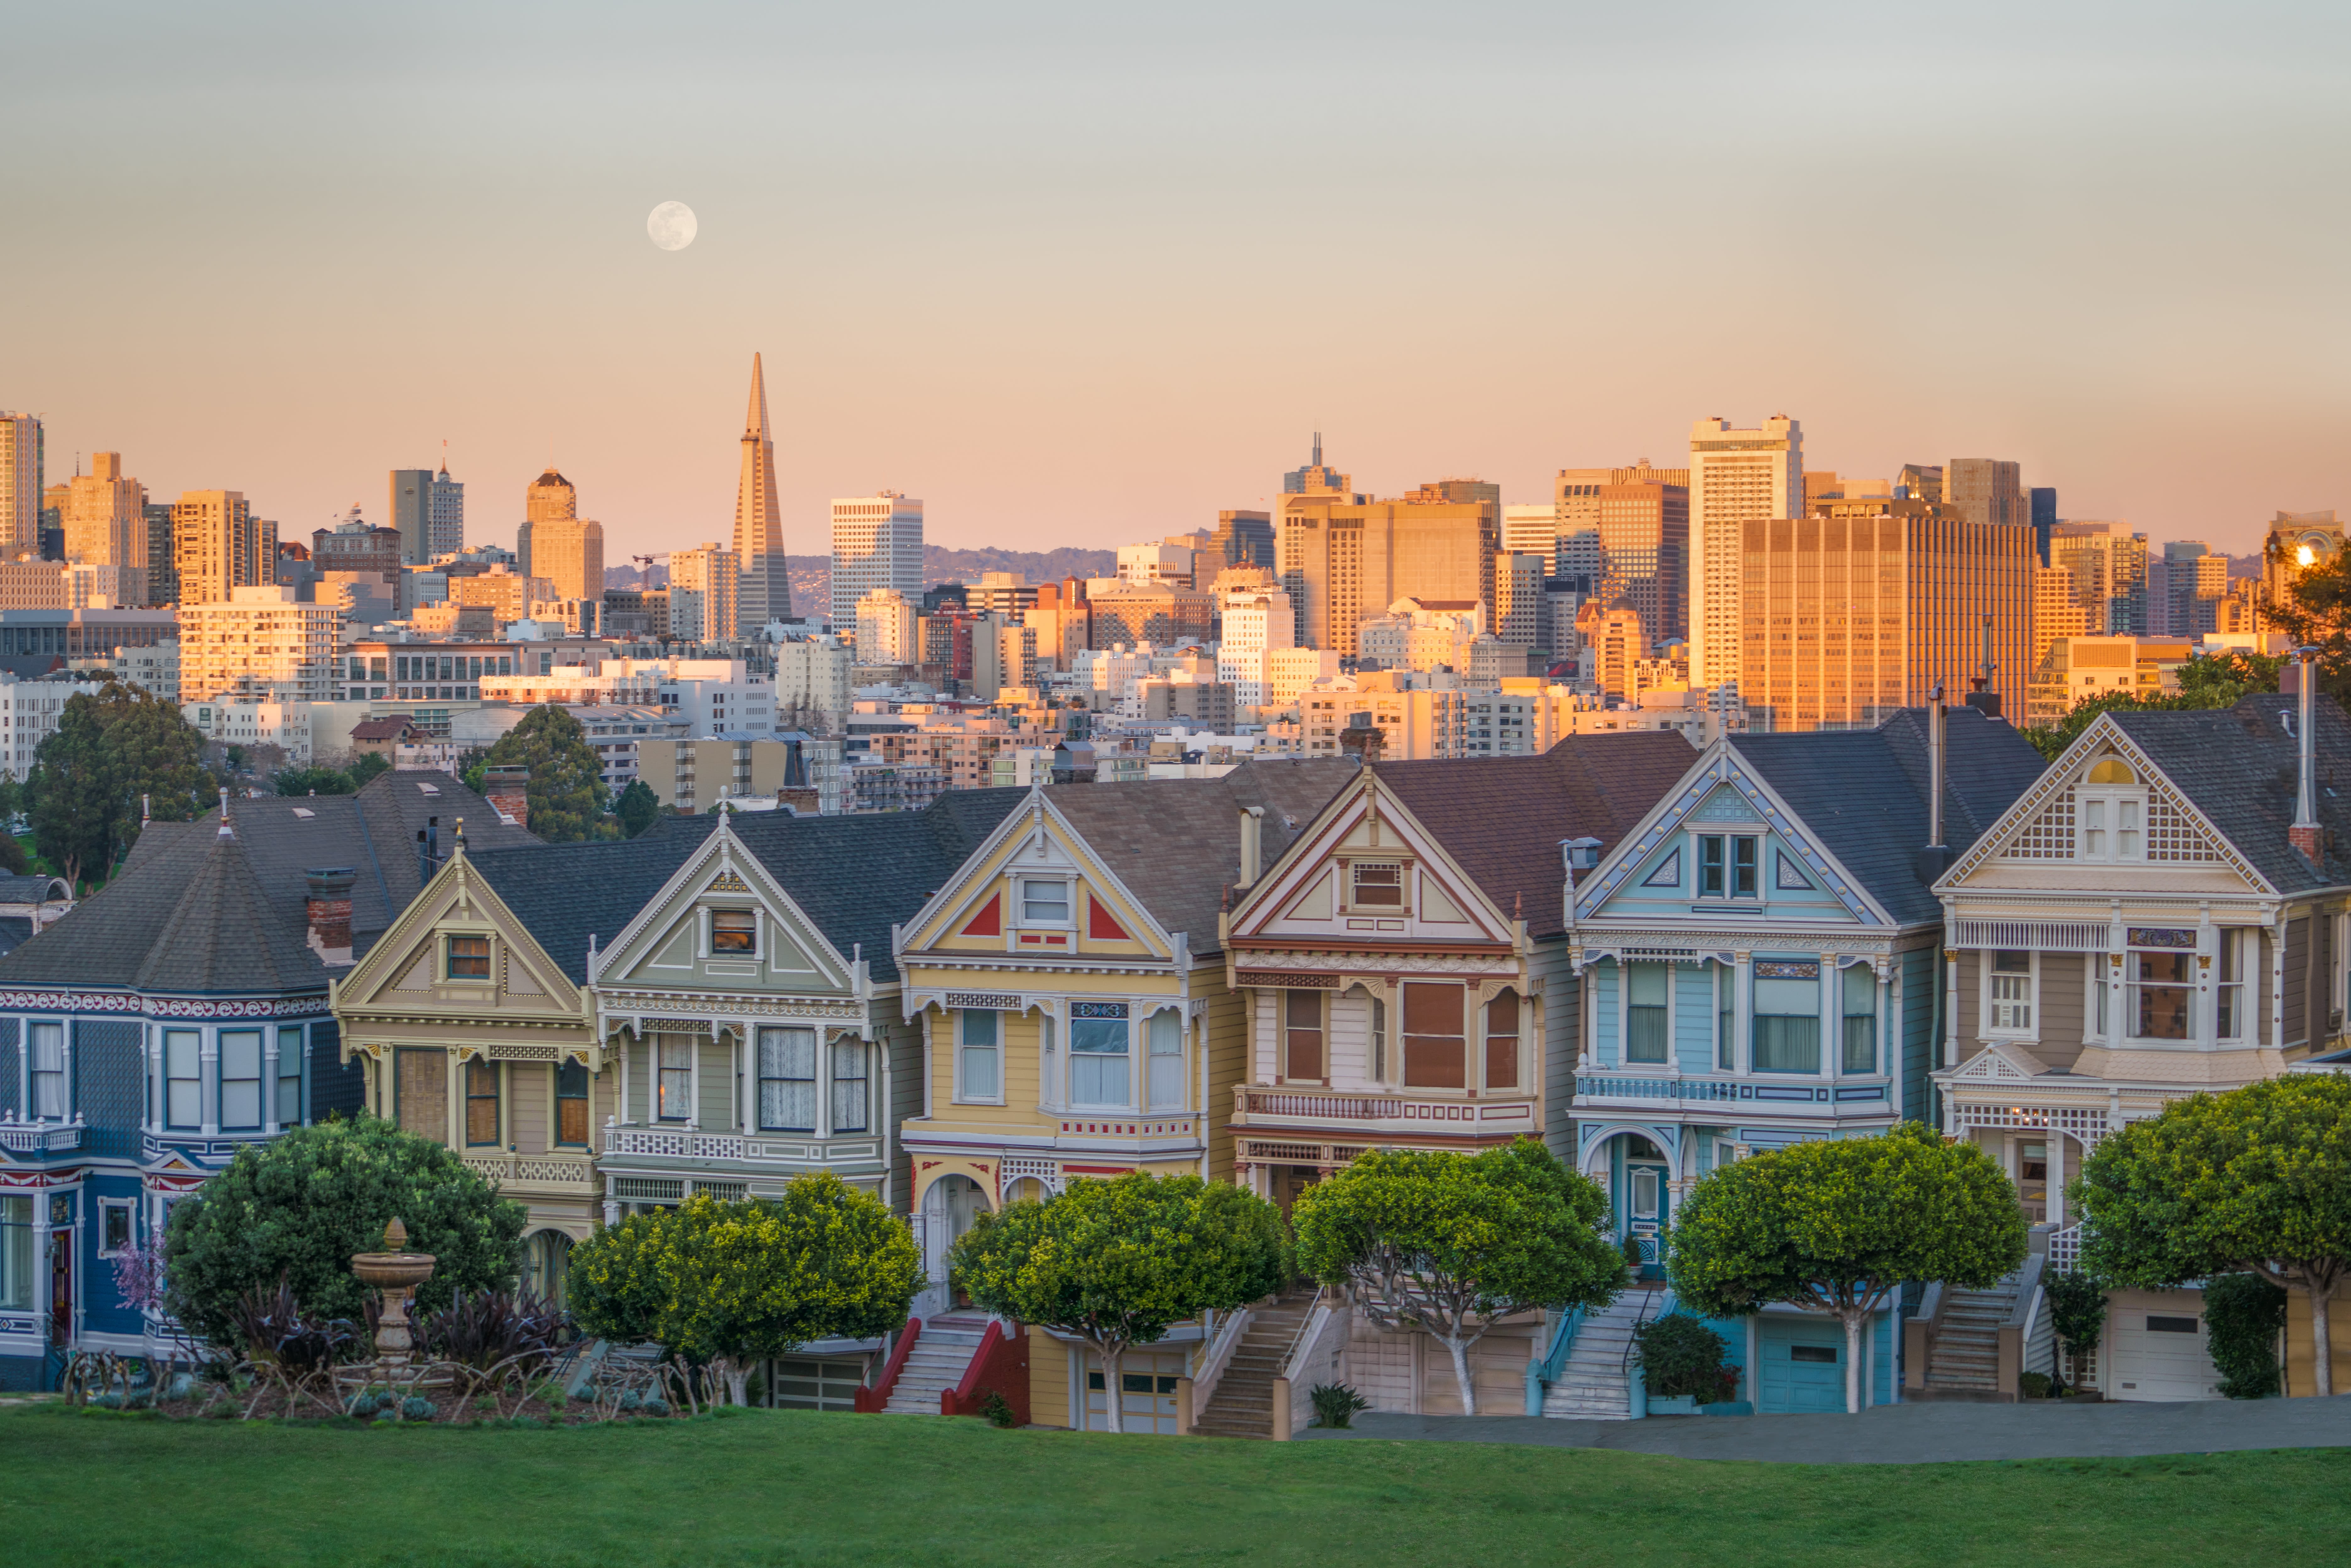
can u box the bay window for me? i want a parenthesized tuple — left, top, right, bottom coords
(1070, 1003, 1130, 1108)
(958, 1010, 1001, 1102)
(219, 1029, 263, 1131)
(2131, 941, 2192, 1040)
(1841, 963, 1877, 1073)
(1752, 963, 1821, 1073)
(1626, 963, 1669, 1064)
(1485, 993, 1520, 1090)
(0, 1196, 30, 1311)
(657, 1038, 693, 1120)
(831, 1039, 869, 1132)
(760, 1027, 817, 1131)
(1146, 1010, 1183, 1110)
(557, 1058, 591, 1145)
(2217, 930, 2245, 1039)
(1402, 982, 1465, 1089)
(464, 1058, 500, 1145)
(1988, 950, 2033, 1035)
(1716, 963, 1735, 1072)
(277, 1025, 304, 1127)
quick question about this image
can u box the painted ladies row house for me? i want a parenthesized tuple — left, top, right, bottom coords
(0, 773, 533, 1390)
(1930, 685, 2351, 1401)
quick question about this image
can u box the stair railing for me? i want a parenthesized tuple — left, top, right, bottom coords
(853, 1317, 922, 1413)
(1525, 1305, 1586, 1415)
(1620, 1288, 1672, 1419)
(1190, 1304, 1254, 1418)
(1278, 1286, 1328, 1376)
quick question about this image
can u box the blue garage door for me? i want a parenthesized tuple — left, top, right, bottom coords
(1757, 1320, 1844, 1413)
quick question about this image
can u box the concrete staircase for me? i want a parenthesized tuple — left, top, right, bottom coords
(881, 1316, 991, 1414)
(1541, 1288, 1666, 1420)
(1190, 1293, 1317, 1440)
(1919, 1275, 2023, 1400)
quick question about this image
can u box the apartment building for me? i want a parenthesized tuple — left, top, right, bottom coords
(671, 543, 740, 641)
(1277, 480, 1499, 657)
(177, 586, 341, 703)
(62, 452, 148, 605)
(173, 489, 277, 605)
(182, 698, 315, 763)
(0, 674, 108, 780)
(1214, 578, 1295, 706)
(1687, 417, 1802, 689)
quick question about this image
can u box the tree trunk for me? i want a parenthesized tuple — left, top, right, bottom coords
(721, 1357, 752, 1408)
(1097, 1338, 1124, 1434)
(1841, 1308, 1864, 1414)
(1444, 1331, 1478, 1417)
(2311, 1278, 2334, 1399)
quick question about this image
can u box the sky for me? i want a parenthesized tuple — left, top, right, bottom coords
(6, 1, 2349, 564)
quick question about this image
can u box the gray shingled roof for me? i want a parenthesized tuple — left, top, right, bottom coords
(1374, 732, 1703, 941)
(0, 875, 70, 904)
(1041, 759, 1360, 954)
(2109, 694, 2351, 893)
(1731, 706, 2048, 927)
(466, 814, 721, 985)
(0, 773, 537, 993)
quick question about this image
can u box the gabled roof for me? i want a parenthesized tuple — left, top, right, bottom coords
(1373, 733, 1699, 941)
(1037, 759, 1359, 952)
(466, 815, 720, 985)
(0, 874, 70, 904)
(0, 772, 537, 993)
(1728, 706, 2047, 926)
(2104, 694, 2351, 893)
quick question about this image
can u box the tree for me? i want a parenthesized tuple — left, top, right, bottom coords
(275, 764, 359, 796)
(163, 1115, 525, 1351)
(25, 696, 112, 888)
(456, 745, 490, 795)
(349, 752, 390, 787)
(2076, 1075, 2351, 1396)
(2042, 1268, 2107, 1389)
(25, 683, 214, 886)
(1292, 1139, 1623, 1415)
(2263, 546, 2351, 703)
(569, 1177, 921, 1404)
(1669, 1123, 2027, 1413)
(952, 1172, 1287, 1432)
(2203, 1272, 2288, 1399)
(478, 706, 616, 843)
(614, 779, 660, 838)
(2026, 649, 2283, 762)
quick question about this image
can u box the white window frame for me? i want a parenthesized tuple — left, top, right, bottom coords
(219, 1028, 265, 1132)
(1068, 1006, 1132, 1110)
(97, 1197, 136, 1258)
(2217, 928, 2249, 1041)
(1145, 1008, 1184, 1111)
(164, 1028, 201, 1131)
(955, 1009, 1004, 1105)
(2126, 941, 2196, 1044)
(1018, 877, 1073, 929)
(2076, 788, 2145, 863)
(707, 907, 761, 958)
(1983, 950, 2039, 1041)
(27, 1019, 67, 1121)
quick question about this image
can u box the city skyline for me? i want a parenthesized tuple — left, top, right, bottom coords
(7, 5, 2348, 563)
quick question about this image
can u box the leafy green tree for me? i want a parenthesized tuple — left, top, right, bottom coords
(953, 1172, 1287, 1432)
(163, 1116, 525, 1350)
(478, 706, 616, 843)
(349, 752, 391, 787)
(2042, 1268, 2108, 1389)
(615, 779, 661, 838)
(455, 745, 490, 795)
(2263, 545, 2351, 703)
(25, 682, 214, 886)
(0, 831, 27, 876)
(2076, 1075, 2351, 1396)
(1293, 1139, 1623, 1415)
(26, 696, 112, 888)
(2203, 1272, 2288, 1399)
(1669, 1123, 2027, 1412)
(570, 1178, 921, 1404)
(275, 764, 357, 796)
(2027, 649, 2283, 762)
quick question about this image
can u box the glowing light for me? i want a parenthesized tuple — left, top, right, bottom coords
(2299, 545, 2318, 567)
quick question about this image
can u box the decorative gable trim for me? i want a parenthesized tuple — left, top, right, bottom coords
(897, 791, 1174, 965)
(708, 869, 750, 893)
(1949, 1042, 2046, 1082)
(590, 809, 855, 998)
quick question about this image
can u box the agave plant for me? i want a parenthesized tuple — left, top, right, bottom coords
(421, 1287, 571, 1375)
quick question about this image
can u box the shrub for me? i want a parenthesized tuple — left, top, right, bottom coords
(2204, 1272, 2287, 1399)
(423, 1289, 570, 1374)
(164, 1116, 525, 1350)
(2043, 1269, 2108, 1387)
(1632, 1313, 1731, 1400)
(1622, 1234, 1648, 1271)
(1309, 1382, 1371, 1428)
(225, 1277, 361, 1370)
(2018, 1370, 2054, 1399)
(979, 1389, 1017, 1428)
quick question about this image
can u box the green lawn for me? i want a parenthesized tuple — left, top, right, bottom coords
(4, 1403, 2346, 1568)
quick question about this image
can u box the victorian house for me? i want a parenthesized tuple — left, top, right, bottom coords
(0, 773, 530, 1390)
(1568, 707, 2044, 1412)
(894, 760, 1355, 1431)
(1932, 687, 2351, 1401)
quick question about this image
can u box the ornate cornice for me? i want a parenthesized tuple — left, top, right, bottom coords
(0, 989, 329, 1019)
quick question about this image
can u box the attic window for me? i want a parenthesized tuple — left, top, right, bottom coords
(2086, 759, 2136, 785)
(711, 909, 758, 954)
(1351, 861, 1404, 908)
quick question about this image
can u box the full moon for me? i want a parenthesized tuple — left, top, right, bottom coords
(647, 201, 697, 252)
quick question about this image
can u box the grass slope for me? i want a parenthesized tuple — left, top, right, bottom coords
(4, 1403, 2345, 1568)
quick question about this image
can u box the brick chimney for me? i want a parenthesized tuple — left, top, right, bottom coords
(484, 765, 529, 828)
(305, 867, 356, 959)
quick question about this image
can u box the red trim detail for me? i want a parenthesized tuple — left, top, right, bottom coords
(1087, 896, 1132, 941)
(855, 1316, 921, 1412)
(941, 1319, 1032, 1424)
(960, 893, 1002, 938)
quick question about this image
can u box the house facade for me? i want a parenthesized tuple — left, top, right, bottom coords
(0, 773, 530, 1389)
(1933, 690, 2351, 1400)
(894, 761, 1354, 1430)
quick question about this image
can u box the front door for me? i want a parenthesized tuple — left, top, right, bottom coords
(47, 1201, 73, 1348)
(921, 1175, 989, 1284)
(1626, 1161, 1667, 1270)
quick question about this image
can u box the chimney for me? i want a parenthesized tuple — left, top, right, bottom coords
(2292, 646, 2321, 862)
(1338, 712, 1385, 764)
(483, 765, 529, 828)
(1916, 683, 1955, 881)
(1964, 616, 2003, 720)
(304, 867, 356, 955)
(1237, 806, 1264, 888)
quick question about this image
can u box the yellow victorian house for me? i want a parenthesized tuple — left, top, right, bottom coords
(894, 760, 1355, 1431)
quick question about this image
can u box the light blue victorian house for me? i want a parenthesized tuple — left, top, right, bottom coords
(1564, 705, 2045, 1411)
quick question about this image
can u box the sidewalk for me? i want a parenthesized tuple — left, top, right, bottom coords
(1294, 1396, 2351, 1464)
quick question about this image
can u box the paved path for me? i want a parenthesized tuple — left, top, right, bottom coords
(1295, 1397, 2351, 1464)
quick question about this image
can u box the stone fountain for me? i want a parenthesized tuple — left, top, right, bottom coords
(351, 1217, 437, 1371)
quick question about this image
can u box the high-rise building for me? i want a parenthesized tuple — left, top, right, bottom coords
(531, 518, 606, 607)
(2050, 521, 2150, 635)
(1946, 458, 2026, 530)
(1596, 475, 1689, 645)
(1735, 505, 2033, 732)
(830, 491, 923, 629)
(1213, 578, 1295, 707)
(1276, 478, 1499, 657)
(63, 452, 148, 605)
(1687, 417, 1801, 688)
(734, 353, 790, 629)
(1282, 433, 1351, 496)
(2029, 487, 2057, 567)
(1205, 510, 1274, 574)
(2148, 540, 2229, 638)
(0, 413, 40, 556)
(172, 490, 276, 605)
(853, 588, 919, 665)
(670, 542, 740, 641)
(389, 469, 434, 564)
(1502, 505, 1557, 561)
(519, 467, 577, 581)
(144, 502, 176, 605)
(1896, 464, 1944, 505)
(2033, 563, 2089, 671)
(1496, 552, 1547, 648)
(178, 585, 341, 703)
(429, 461, 464, 561)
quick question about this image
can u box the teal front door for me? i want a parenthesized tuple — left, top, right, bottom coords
(1756, 1320, 1844, 1413)
(1625, 1161, 1667, 1270)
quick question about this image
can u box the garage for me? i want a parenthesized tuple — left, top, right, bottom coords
(1756, 1318, 1846, 1413)
(2103, 1289, 2221, 1402)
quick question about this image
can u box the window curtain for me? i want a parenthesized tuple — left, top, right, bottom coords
(761, 1027, 817, 1131)
(1626, 963, 1669, 1064)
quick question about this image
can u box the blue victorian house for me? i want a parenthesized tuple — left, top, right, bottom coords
(1564, 706, 2044, 1411)
(0, 774, 530, 1389)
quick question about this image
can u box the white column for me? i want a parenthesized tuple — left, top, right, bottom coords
(616, 1034, 630, 1125)
(200, 1029, 218, 1135)
(1945, 947, 1962, 1069)
(687, 1031, 702, 1132)
(1818, 958, 1837, 1083)
(920, 1006, 935, 1120)
(741, 1025, 757, 1135)
(817, 1028, 833, 1140)
(1130, 1000, 1145, 1114)
(262, 1030, 280, 1135)
(1733, 952, 1752, 1076)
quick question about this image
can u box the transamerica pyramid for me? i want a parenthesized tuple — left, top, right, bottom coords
(733, 352, 790, 627)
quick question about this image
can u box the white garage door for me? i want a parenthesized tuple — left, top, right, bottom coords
(2105, 1291, 2220, 1402)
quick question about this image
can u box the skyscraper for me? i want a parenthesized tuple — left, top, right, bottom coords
(532, 518, 605, 606)
(2029, 487, 2057, 567)
(172, 490, 275, 605)
(1276, 486, 1499, 657)
(830, 491, 923, 629)
(64, 452, 149, 604)
(1283, 433, 1350, 496)
(1946, 458, 2026, 530)
(389, 469, 433, 564)
(429, 461, 464, 560)
(0, 412, 41, 556)
(734, 353, 789, 628)
(670, 542, 740, 642)
(519, 468, 577, 581)
(1687, 416, 1801, 688)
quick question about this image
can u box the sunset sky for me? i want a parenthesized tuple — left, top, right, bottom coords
(7, 2, 2348, 564)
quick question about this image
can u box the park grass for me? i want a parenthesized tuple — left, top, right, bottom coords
(4, 1402, 2346, 1568)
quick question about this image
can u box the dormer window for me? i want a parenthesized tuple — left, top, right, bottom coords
(1351, 861, 1404, 908)
(447, 935, 491, 979)
(1020, 879, 1071, 925)
(2078, 759, 2143, 862)
(1697, 835, 1758, 898)
(711, 910, 757, 953)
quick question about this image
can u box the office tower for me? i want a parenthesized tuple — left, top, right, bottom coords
(1495, 552, 1547, 648)
(2263, 509, 2345, 614)
(2029, 487, 2057, 567)
(1206, 510, 1274, 574)
(670, 542, 740, 641)
(1423, 477, 1501, 508)
(429, 461, 464, 560)
(1577, 602, 1649, 703)
(1736, 505, 2034, 732)
(1276, 486, 1499, 658)
(1502, 505, 1557, 561)
(1117, 538, 1197, 589)
(64, 452, 149, 605)
(1282, 433, 1351, 496)
(144, 502, 176, 605)
(532, 518, 605, 606)
(520, 467, 577, 581)
(2033, 563, 2089, 671)
(734, 353, 790, 628)
(172, 490, 275, 605)
(1214, 579, 1295, 706)
(1687, 416, 1801, 687)
(1946, 459, 2026, 530)
(853, 588, 919, 664)
(389, 468, 434, 564)
(1596, 474, 1689, 645)
(2149, 540, 2229, 638)
(1896, 464, 1944, 505)
(0, 413, 40, 555)
(2051, 522, 2150, 635)
(829, 491, 922, 629)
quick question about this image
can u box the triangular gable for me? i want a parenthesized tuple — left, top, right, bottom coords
(900, 791, 1172, 962)
(596, 811, 853, 994)
(331, 851, 579, 1020)
(1940, 716, 2264, 892)
(1228, 770, 1515, 946)
(1947, 1041, 2049, 1081)
(1577, 745, 1892, 927)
